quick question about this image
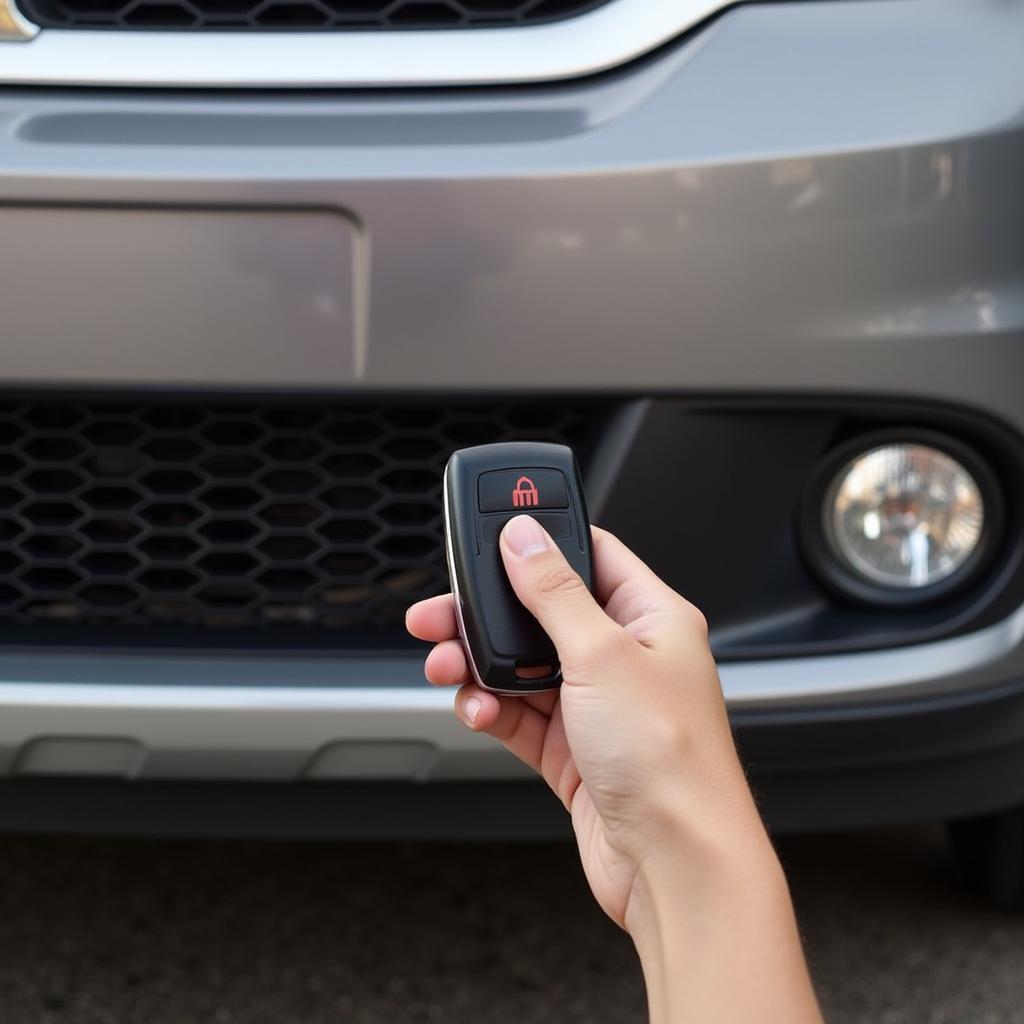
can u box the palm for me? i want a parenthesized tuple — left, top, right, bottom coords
(529, 696, 637, 927)
(569, 784, 638, 926)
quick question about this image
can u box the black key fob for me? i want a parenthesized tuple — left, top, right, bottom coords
(443, 442, 593, 696)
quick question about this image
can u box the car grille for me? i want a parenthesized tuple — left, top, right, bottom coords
(16, 0, 612, 30)
(0, 398, 606, 648)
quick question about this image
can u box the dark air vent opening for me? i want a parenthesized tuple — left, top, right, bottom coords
(0, 398, 608, 650)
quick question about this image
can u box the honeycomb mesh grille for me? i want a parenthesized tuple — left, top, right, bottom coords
(0, 398, 606, 647)
(16, 0, 612, 31)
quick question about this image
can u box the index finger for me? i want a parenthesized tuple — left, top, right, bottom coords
(590, 526, 687, 629)
(591, 526, 664, 604)
(405, 593, 459, 643)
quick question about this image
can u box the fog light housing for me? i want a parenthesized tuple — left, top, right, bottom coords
(806, 435, 999, 606)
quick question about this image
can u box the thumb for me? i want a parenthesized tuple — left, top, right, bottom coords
(499, 515, 622, 672)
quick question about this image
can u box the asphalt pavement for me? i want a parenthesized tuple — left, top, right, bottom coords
(0, 824, 1021, 1023)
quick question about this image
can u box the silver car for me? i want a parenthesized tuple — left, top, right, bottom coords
(1, 0, 1023, 905)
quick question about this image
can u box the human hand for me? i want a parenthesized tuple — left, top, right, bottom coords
(406, 516, 770, 927)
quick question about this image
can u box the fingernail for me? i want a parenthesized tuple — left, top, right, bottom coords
(461, 695, 482, 726)
(502, 515, 550, 559)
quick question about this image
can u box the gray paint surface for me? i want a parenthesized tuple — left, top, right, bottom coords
(0, 1, 1019, 417)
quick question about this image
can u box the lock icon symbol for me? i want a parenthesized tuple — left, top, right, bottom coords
(512, 476, 540, 508)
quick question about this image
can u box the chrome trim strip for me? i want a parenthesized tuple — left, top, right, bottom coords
(0, 681, 457, 711)
(0, 0, 37, 39)
(0, 0, 732, 86)
(720, 606, 1024, 708)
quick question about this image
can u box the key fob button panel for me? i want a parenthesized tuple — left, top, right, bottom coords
(477, 468, 569, 513)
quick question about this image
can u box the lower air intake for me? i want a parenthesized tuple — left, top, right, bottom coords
(0, 398, 607, 646)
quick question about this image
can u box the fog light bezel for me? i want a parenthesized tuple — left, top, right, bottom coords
(799, 430, 1004, 608)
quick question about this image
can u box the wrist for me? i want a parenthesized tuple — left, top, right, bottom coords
(626, 764, 778, 898)
(624, 816, 807, 1024)
(624, 810, 785, 950)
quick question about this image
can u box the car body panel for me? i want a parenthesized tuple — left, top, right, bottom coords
(0, 0, 1022, 827)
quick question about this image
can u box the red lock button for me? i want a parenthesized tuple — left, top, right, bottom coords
(478, 469, 570, 513)
(512, 476, 540, 508)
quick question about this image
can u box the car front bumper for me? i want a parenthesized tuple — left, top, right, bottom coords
(0, 0, 1023, 829)
(3, 668, 1024, 837)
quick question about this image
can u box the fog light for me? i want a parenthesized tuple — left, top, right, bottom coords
(824, 442, 986, 593)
